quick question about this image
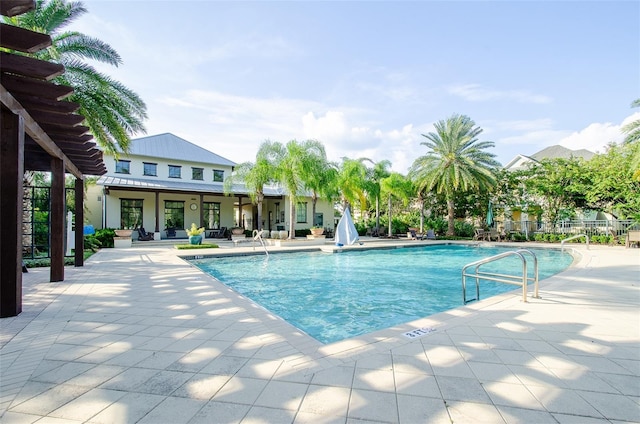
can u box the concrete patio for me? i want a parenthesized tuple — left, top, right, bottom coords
(1, 240, 638, 423)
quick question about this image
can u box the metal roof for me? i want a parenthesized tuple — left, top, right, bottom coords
(97, 175, 285, 197)
(124, 133, 236, 167)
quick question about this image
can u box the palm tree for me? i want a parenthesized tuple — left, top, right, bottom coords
(336, 158, 368, 213)
(380, 172, 412, 237)
(409, 114, 500, 236)
(296, 142, 336, 228)
(4, 0, 147, 154)
(269, 139, 326, 239)
(622, 99, 640, 181)
(223, 140, 279, 231)
(364, 159, 391, 234)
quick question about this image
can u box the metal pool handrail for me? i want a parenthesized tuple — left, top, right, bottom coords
(252, 229, 269, 256)
(561, 234, 589, 252)
(462, 249, 539, 304)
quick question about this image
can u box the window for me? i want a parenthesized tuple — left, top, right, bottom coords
(296, 202, 308, 223)
(115, 159, 130, 174)
(121, 199, 143, 229)
(213, 169, 224, 182)
(168, 165, 181, 178)
(143, 162, 157, 176)
(314, 213, 324, 227)
(204, 202, 221, 229)
(164, 201, 184, 229)
(192, 167, 204, 180)
(275, 203, 280, 223)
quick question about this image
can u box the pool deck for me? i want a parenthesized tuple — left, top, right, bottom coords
(1, 239, 639, 423)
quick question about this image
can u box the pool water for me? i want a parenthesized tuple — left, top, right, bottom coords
(189, 245, 573, 344)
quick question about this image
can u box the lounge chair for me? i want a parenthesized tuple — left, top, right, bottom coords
(473, 228, 486, 241)
(137, 227, 154, 241)
(408, 229, 418, 240)
(626, 230, 640, 248)
(425, 229, 436, 240)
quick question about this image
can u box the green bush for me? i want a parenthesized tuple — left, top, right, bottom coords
(454, 221, 475, 238)
(94, 228, 115, 248)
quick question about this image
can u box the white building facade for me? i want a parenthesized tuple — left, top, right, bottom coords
(85, 133, 334, 239)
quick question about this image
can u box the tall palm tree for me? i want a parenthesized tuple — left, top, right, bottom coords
(622, 99, 640, 181)
(4, 0, 147, 154)
(296, 141, 336, 227)
(223, 140, 279, 231)
(380, 172, 412, 237)
(409, 114, 499, 236)
(364, 159, 391, 234)
(336, 158, 368, 213)
(269, 139, 326, 239)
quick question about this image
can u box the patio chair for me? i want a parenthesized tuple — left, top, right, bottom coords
(473, 228, 486, 241)
(425, 229, 436, 240)
(165, 227, 176, 238)
(137, 227, 154, 241)
(625, 230, 640, 248)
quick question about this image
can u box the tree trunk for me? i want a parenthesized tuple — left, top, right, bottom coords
(288, 198, 295, 239)
(256, 192, 264, 230)
(388, 194, 392, 237)
(447, 197, 455, 236)
(419, 197, 425, 233)
(375, 196, 380, 232)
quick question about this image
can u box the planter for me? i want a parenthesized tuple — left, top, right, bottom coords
(279, 230, 288, 239)
(310, 228, 324, 236)
(189, 235, 203, 245)
(114, 229, 132, 238)
(231, 227, 244, 235)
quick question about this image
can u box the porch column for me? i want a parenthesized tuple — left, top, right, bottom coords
(199, 193, 204, 228)
(74, 177, 84, 267)
(50, 157, 65, 282)
(154, 191, 160, 233)
(237, 195, 243, 227)
(0, 108, 24, 317)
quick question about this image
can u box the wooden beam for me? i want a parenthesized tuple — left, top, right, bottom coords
(0, 0, 35, 17)
(28, 109, 85, 127)
(0, 23, 50, 53)
(50, 157, 65, 282)
(0, 52, 65, 81)
(1, 84, 83, 178)
(0, 107, 24, 317)
(1, 73, 74, 101)
(13, 93, 80, 114)
(40, 123, 89, 136)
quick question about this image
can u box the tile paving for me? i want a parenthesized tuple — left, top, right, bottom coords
(0, 240, 638, 423)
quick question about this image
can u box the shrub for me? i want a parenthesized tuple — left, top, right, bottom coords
(94, 228, 115, 248)
(454, 221, 475, 238)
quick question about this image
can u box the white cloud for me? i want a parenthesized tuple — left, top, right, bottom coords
(449, 83, 553, 104)
(558, 119, 629, 154)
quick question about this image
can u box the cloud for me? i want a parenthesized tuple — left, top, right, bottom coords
(557, 114, 639, 153)
(449, 84, 553, 104)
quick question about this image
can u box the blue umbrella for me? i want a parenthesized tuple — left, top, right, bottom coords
(486, 201, 494, 228)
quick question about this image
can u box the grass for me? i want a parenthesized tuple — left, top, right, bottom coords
(24, 250, 95, 268)
(174, 243, 219, 250)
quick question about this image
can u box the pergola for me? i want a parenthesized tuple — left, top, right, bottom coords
(1, 0, 107, 317)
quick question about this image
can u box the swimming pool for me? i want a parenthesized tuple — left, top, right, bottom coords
(189, 244, 573, 344)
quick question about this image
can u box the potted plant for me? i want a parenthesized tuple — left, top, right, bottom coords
(186, 223, 205, 245)
(310, 226, 324, 236)
(231, 227, 245, 235)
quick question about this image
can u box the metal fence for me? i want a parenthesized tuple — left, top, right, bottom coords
(502, 219, 637, 237)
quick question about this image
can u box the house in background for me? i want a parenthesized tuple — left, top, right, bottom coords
(85, 133, 334, 239)
(503, 144, 595, 171)
(501, 144, 597, 235)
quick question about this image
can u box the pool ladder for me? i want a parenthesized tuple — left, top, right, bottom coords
(462, 249, 539, 304)
(560, 234, 589, 252)
(252, 229, 269, 257)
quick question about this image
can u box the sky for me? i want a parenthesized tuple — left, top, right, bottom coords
(71, 0, 639, 173)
